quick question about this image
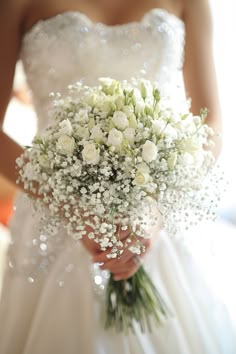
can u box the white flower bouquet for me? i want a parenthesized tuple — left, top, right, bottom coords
(17, 78, 220, 332)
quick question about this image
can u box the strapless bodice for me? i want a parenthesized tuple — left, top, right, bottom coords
(20, 9, 185, 131)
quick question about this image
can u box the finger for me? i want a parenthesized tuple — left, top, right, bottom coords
(108, 236, 151, 266)
(91, 228, 131, 263)
(92, 249, 113, 263)
(103, 262, 134, 273)
(96, 235, 150, 269)
(113, 264, 139, 281)
(117, 225, 131, 240)
(92, 231, 152, 265)
(102, 256, 141, 275)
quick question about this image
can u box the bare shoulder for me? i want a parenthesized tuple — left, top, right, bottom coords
(182, 0, 213, 32)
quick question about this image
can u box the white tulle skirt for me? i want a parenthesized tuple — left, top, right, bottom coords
(0, 195, 236, 354)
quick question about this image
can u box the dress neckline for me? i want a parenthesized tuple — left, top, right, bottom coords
(22, 8, 184, 40)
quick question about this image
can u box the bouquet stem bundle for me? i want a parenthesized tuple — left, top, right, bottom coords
(106, 266, 170, 333)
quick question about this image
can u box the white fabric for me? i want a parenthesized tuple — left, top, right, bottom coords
(0, 225, 9, 295)
(0, 9, 236, 354)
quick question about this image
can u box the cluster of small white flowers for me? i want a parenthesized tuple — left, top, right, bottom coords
(16, 78, 221, 258)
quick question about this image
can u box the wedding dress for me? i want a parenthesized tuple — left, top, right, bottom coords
(0, 9, 236, 354)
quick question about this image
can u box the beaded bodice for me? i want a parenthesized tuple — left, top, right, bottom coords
(9, 9, 186, 283)
(20, 8, 185, 131)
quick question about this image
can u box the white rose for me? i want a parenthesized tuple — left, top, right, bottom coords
(136, 163, 150, 174)
(164, 125, 178, 139)
(181, 137, 202, 154)
(115, 96, 125, 110)
(112, 111, 129, 130)
(193, 116, 202, 125)
(75, 109, 89, 124)
(99, 77, 121, 95)
(170, 112, 181, 124)
(123, 128, 135, 145)
(178, 116, 196, 134)
(86, 94, 99, 107)
(96, 98, 114, 114)
(90, 124, 105, 142)
(107, 128, 123, 148)
(74, 125, 89, 140)
(152, 120, 165, 134)
(82, 143, 100, 164)
(142, 140, 158, 163)
(134, 171, 150, 186)
(88, 117, 95, 130)
(59, 119, 73, 136)
(122, 105, 133, 117)
(38, 155, 50, 169)
(56, 135, 75, 154)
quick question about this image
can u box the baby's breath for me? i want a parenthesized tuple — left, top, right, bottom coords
(17, 78, 222, 333)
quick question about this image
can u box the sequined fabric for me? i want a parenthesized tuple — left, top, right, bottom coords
(21, 9, 185, 131)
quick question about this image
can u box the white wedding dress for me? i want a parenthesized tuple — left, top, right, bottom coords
(0, 9, 236, 354)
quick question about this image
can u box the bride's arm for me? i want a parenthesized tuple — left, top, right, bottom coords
(0, 3, 26, 188)
(183, 0, 222, 157)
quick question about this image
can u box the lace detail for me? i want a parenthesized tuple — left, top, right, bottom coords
(20, 9, 185, 132)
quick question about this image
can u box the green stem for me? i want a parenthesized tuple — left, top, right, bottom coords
(105, 266, 172, 333)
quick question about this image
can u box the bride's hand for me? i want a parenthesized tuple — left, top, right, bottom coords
(92, 231, 156, 281)
(86, 223, 160, 280)
(81, 225, 146, 280)
(82, 207, 162, 280)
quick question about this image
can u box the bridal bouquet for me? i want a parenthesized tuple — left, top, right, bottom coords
(17, 78, 220, 332)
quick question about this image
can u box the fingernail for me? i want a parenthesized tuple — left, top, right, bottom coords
(94, 261, 104, 267)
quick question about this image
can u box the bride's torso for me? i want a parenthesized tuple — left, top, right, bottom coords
(20, 4, 185, 132)
(10, 2, 187, 281)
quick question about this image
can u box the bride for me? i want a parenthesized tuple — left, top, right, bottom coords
(0, 0, 235, 353)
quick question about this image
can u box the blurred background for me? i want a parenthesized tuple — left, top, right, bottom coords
(0, 0, 236, 320)
(210, 0, 236, 220)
